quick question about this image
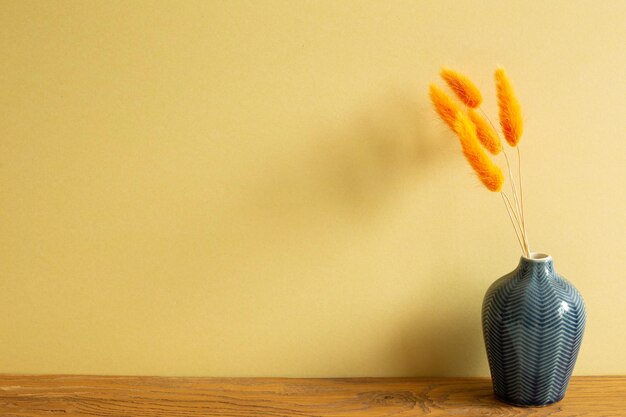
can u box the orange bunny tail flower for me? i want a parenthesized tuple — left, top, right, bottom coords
(429, 84, 461, 131)
(440, 67, 482, 108)
(453, 111, 504, 192)
(495, 68, 523, 146)
(468, 109, 502, 155)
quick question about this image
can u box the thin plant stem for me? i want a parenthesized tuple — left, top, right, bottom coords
(480, 108, 500, 136)
(480, 108, 529, 252)
(479, 109, 524, 217)
(501, 192, 525, 255)
(517, 146, 529, 253)
(502, 150, 525, 243)
(502, 151, 522, 216)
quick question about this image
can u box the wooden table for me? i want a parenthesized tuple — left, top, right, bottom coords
(1, 375, 624, 416)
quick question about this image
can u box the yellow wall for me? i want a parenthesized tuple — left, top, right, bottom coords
(1, 0, 625, 377)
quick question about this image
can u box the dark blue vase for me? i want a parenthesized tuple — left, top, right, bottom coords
(482, 253, 586, 406)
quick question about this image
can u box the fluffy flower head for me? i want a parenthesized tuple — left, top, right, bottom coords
(468, 109, 502, 155)
(495, 68, 523, 146)
(441, 67, 482, 108)
(453, 111, 504, 192)
(429, 84, 460, 131)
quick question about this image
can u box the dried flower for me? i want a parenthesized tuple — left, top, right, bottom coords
(453, 111, 504, 192)
(441, 68, 482, 108)
(495, 68, 523, 146)
(429, 84, 460, 131)
(468, 109, 502, 155)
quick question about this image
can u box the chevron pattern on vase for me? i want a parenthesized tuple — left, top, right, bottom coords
(482, 254, 586, 406)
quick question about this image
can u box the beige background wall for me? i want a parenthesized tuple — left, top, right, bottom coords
(1, 0, 625, 377)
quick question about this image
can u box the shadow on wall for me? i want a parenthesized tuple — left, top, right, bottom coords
(205, 89, 485, 376)
(208, 89, 456, 260)
(309, 90, 447, 213)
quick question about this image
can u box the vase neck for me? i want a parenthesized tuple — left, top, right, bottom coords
(518, 253, 555, 277)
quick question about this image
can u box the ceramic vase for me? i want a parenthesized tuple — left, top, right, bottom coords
(482, 253, 586, 406)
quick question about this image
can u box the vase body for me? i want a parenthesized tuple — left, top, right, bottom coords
(482, 254, 586, 406)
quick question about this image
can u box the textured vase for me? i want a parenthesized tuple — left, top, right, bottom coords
(482, 253, 586, 406)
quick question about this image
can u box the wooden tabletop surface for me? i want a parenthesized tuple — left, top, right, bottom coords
(1, 375, 624, 416)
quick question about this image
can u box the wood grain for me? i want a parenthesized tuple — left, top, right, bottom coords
(1, 375, 624, 416)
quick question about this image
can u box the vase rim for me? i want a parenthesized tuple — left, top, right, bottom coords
(521, 252, 552, 262)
